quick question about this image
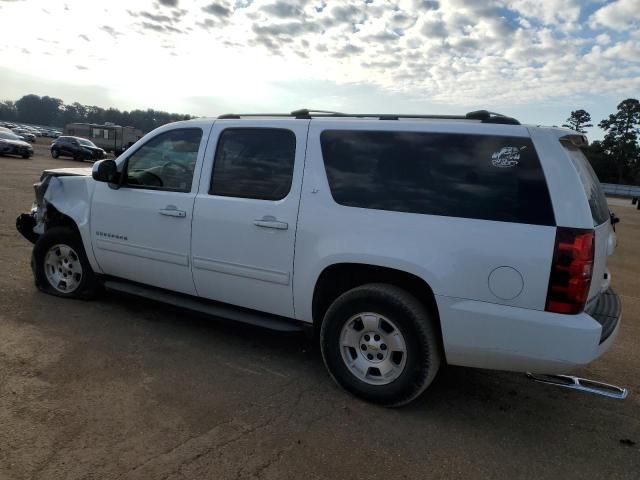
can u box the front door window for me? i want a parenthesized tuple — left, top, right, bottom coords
(125, 128, 202, 192)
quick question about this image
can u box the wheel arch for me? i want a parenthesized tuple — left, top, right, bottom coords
(43, 203, 82, 237)
(311, 262, 443, 346)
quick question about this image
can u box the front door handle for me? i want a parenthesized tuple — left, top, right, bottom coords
(159, 206, 186, 218)
(254, 216, 288, 230)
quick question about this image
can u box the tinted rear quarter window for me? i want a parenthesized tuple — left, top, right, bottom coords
(320, 130, 555, 225)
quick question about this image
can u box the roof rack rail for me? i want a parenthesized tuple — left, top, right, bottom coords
(217, 109, 520, 125)
(290, 109, 347, 118)
(465, 110, 520, 125)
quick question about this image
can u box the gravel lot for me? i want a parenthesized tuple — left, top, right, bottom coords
(1, 140, 639, 479)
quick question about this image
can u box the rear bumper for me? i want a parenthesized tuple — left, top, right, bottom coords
(437, 290, 622, 374)
(586, 287, 621, 344)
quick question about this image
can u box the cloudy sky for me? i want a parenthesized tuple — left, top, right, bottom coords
(1, 0, 639, 138)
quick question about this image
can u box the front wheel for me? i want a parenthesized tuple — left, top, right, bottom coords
(320, 284, 441, 407)
(32, 227, 99, 299)
(51, 149, 59, 158)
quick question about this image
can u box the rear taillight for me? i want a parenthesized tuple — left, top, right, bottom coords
(545, 227, 595, 314)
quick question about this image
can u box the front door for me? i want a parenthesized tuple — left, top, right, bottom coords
(191, 120, 309, 318)
(91, 126, 208, 295)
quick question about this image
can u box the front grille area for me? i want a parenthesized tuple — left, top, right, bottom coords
(586, 287, 621, 343)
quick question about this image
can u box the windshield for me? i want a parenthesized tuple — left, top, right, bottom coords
(0, 131, 22, 141)
(77, 138, 97, 147)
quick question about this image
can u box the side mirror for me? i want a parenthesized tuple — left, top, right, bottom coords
(92, 159, 119, 184)
(610, 211, 620, 231)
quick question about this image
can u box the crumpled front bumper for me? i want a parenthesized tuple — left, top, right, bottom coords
(16, 212, 39, 244)
(15, 175, 52, 244)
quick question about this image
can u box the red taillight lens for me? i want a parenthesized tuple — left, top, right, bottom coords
(545, 227, 595, 314)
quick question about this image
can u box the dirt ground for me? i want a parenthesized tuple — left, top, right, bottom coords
(1, 139, 639, 479)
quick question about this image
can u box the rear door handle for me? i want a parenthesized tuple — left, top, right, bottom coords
(254, 216, 288, 230)
(159, 207, 187, 218)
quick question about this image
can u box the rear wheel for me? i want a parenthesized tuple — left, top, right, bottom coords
(32, 227, 99, 299)
(320, 283, 441, 407)
(22, 154, 30, 159)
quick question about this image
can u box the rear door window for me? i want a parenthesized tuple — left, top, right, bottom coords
(320, 130, 555, 226)
(210, 128, 296, 201)
(561, 142, 610, 226)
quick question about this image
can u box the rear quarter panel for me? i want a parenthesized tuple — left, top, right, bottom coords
(294, 120, 558, 323)
(530, 127, 614, 301)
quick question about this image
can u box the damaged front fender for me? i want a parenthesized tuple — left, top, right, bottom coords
(16, 169, 102, 273)
(43, 175, 94, 230)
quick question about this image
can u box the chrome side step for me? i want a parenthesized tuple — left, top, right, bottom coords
(526, 373, 628, 399)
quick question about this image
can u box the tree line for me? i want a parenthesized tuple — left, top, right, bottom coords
(0, 94, 193, 135)
(563, 99, 640, 185)
(1, 94, 639, 185)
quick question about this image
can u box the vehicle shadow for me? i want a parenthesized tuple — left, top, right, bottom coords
(16, 286, 638, 479)
(101, 288, 602, 417)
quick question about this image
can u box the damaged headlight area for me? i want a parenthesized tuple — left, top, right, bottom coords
(16, 174, 54, 244)
(16, 167, 94, 244)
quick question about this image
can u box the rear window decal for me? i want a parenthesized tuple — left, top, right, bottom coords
(491, 146, 526, 168)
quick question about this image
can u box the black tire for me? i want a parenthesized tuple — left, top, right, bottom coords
(51, 148, 59, 158)
(32, 226, 100, 299)
(22, 154, 30, 159)
(320, 284, 441, 407)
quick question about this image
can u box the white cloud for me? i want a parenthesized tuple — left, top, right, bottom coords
(0, 0, 638, 111)
(589, 0, 640, 30)
(506, 0, 581, 25)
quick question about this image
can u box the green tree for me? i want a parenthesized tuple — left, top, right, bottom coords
(4, 93, 194, 133)
(0, 100, 17, 121)
(582, 141, 617, 183)
(599, 99, 640, 184)
(563, 109, 593, 134)
(61, 102, 88, 126)
(15, 94, 64, 126)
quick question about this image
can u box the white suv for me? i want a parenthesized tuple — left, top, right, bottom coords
(16, 109, 622, 406)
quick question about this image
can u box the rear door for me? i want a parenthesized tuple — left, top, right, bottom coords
(191, 120, 309, 318)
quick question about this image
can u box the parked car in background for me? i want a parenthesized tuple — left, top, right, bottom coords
(50, 136, 106, 161)
(13, 129, 36, 142)
(40, 129, 61, 138)
(0, 130, 34, 158)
